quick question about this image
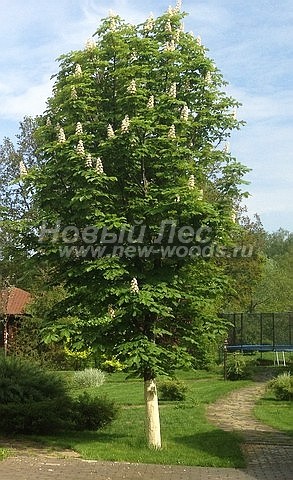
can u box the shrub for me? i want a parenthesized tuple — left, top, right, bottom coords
(0, 398, 73, 434)
(0, 355, 68, 403)
(71, 392, 119, 430)
(73, 368, 106, 388)
(102, 358, 124, 373)
(158, 379, 188, 401)
(226, 353, 254, 380)
(267, 372, 293, 401)
(0, 356, 73, 434)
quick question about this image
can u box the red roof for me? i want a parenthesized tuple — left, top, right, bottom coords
(0, 287, 31, 316)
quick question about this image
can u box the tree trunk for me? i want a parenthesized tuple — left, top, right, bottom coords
(3, 318, 8, 357)
(144, 378, 161, 449)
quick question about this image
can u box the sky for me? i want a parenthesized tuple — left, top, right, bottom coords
(0, 0, 292, 233)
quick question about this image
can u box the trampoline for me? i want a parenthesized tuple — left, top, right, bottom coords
(222, 312, 293, 366)
(226, 344, 293, 352)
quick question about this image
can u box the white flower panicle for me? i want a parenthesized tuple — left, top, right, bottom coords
(198, 188, 204, 200)
(165, 19, 172, 32)
(180, 105, 189, 121)
(85, 38, 96, 50)
(196, 35, 202, 46)
(232, 108, 237, 119)
(96, 157, 104, 174)
(121, 115, 130, 133)
(144, 13, 155, 32)
(205, 72, 212, 84)
(108, 306, 115, 318)
(110, 17, 117, 31)
(188, 174, 195, 189)
(175, 195, 181, 202)
(85, 154, 93, 168)
(71, 86, 78, 100)
(108, 10, 117, 30)
(168, 124, 176, 138)
(127, 79, 137, 94)
(174, 29, 181, 43)
(147, 95, 154, 109)
(175, 0, 182, 12)
(169, 82, 177, 98)
(76, 139, 85, 156)
(75, 122, 83, 135)
(57, 127, 66, 143)
(168, 6, 175, 15)
(74, 64, 82, 76)
(165, 40, 176, 52)
(170, 39, 176, 51)
(180, 22, 185, 32)
(107, 124, 115, 138)
(130, 51, 138, 62)
(19, 161, 27, 176)
(130, 277, 139, 294)
(46, 117, 51, 126)
(223, 142, 230, 154)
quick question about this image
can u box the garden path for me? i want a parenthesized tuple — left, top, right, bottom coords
(206, 380, 293, 479)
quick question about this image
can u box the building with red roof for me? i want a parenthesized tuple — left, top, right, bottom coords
(0, 287, 31, 352)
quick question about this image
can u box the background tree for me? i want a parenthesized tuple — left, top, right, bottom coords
(251, 229, 293, 312)
(222, 213, 266, 312)
(26, 4, 249, 448)
(0, 116, 38, 288)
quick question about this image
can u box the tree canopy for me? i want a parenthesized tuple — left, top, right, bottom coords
(25, 7, 249, 375)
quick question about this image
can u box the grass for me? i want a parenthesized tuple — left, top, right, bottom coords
(254, 391, 293, 436)
(26, 370, 251, 468)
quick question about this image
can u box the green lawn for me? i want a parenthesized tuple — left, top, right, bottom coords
(254, 392, 293, 436)
(29, 371, 250, 468)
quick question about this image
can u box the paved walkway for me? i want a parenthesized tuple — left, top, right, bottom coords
(206, 382, 293, 479)
(0, 380, 292, 480)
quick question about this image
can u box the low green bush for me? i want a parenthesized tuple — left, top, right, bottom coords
(73, 368, 106, 388)
(0, 398, 73, 434)
(101, 358, 124, 373)
(0, 356, 118, 434)
(0, 356, 73, 434)
(0, 355, 68, 404)
(226, 353, 254, 380)
(71, 392, 119, 430)
(158, 379, 188, 401)
(267, 372, 293, 401)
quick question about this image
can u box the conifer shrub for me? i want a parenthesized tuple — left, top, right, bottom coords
(0, 356, 118, 434)
(0, 356, 72, 434)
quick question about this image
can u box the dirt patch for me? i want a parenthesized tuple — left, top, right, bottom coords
(0, 436, 80, 459)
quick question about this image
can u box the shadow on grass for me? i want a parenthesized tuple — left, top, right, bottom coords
(173, 429, 246, 468)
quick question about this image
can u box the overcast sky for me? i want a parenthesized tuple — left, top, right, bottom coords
(0, 0, 292, 232)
